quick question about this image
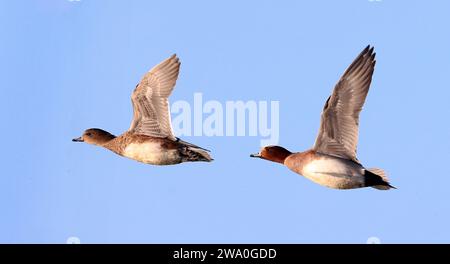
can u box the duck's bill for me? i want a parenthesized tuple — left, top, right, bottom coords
(72, 137, 84, 142)
(250, 153, 261, 158)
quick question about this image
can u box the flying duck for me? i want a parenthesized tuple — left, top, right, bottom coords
(73, 55, 213, 165)
(251, 46, 394, 190)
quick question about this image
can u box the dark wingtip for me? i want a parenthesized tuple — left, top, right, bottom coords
(362, 45, 371, 53)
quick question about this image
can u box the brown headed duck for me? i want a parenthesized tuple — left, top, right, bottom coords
(251, 46, 394, 190)
(73, 55, 213, 165)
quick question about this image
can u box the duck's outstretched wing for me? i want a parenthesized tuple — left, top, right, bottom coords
(129, 54, 180, 140)
(313, 46, 376, 162)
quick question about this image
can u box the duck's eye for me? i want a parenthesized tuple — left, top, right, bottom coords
(85, 132, 92, 137)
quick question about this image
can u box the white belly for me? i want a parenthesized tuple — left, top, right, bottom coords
(301, 158, 365, 189)
(123, 142, 181, 165)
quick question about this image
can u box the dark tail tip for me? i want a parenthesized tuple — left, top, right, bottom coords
(388, 184, 397, 189)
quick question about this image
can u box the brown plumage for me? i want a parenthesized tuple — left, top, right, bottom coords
(73, 55, 213, 165)
(251, 46, 394, 190)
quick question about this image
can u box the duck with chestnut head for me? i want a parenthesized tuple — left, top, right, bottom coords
(251, 46, 395, 190)
(73, 55, 212, 165)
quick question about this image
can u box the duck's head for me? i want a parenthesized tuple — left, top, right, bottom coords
(72, 128, 116, 146)
(250, 145, 292, 164)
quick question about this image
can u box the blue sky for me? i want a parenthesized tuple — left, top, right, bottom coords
(1, 0, 449, 243)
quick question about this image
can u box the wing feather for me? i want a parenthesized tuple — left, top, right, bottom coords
(129, 54, 180, 140)
(313, 46, 376, 162)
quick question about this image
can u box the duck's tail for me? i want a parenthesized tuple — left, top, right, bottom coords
(366, 168, 396, 190)
(179, 140, 213, 162)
